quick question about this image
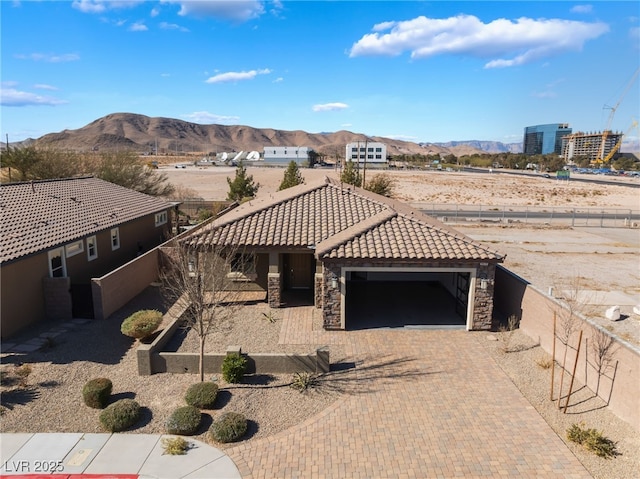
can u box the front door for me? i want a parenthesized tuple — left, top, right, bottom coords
(288, 254, 313, 289)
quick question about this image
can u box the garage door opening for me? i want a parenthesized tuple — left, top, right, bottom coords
(344, 270, 471, 330)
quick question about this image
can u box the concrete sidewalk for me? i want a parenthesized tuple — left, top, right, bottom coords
(0, 433, 240, 479)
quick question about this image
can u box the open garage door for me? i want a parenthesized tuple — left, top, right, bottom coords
(344, 269, 472, 330)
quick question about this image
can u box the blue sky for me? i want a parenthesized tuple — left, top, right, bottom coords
(2, 1, 639, 146)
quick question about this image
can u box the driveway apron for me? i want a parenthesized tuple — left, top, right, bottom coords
(228, 309, 591, 479)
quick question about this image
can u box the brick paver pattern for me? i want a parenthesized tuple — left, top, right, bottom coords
(227, 306, 591, 479)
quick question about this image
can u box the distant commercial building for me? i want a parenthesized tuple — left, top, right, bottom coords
(561, 131, 623, 162)
(263, 146, 315, 166)
(523, 124, 572, 155)
(345, 141, 387, 166)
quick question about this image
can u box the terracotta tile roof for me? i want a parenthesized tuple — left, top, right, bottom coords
(1, 177, 172, 263)
(184, 177, 503, 262)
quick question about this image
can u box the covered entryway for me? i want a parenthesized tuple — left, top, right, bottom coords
(343, 268, 474, 330)
(282, 253, 316, 304)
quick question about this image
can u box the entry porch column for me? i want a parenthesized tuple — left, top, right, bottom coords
(267, 252, 282, 308)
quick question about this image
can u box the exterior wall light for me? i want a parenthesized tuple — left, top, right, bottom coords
(480, 279, 488, 290)
(331, 278, 338, 289)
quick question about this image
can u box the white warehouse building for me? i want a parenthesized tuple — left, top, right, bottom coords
(263, 146, 315, 166)
(345, 141, 387, 166)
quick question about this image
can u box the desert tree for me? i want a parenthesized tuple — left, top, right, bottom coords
(31, 148, 82, 180)
(86, 150, 175, 196)
(1, 145, 41, 181)
(278, 161, 305, 191)
(340, 160, 362, 187)
(365, 173, 396, 197)
(227, 161, 259, 201)
(161, 240, 252, 381)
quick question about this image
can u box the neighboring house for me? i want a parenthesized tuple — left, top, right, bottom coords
(1, 177, 175, 338)
(345, 141, 387, 167)
(181, 177, 504, 331)
(263, 146, 315, 166)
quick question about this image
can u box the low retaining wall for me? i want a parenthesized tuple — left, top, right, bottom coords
(495, 266, 640, 432)
(138, 313, 329, 376)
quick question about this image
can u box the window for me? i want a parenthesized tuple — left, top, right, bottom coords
(368, 154, 373, 159)
(48, 248, 66, 278)
(65, 240, 84, 258)
(87, 236, 98, 261)
(351, 147, 357, 152)
(375, 154, 382, 159)
(228, 253, 257, 281)
(368, 147, 373, 152)
(111, 227, 120, 250)
(155, 211, 167, 226)
(375, 147, 382, 152)
(351, 154, 358, 159)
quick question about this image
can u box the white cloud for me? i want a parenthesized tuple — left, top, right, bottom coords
(159, 21, 189, 32)
(169, 0, 264, 22)
(349, 14, 609, 68)
(181, 111, 240, 124)
(150, 6, 160, 17)
(273, 77, 283, 83)
(129, 21, 148, 31)
(1, 88, 67, 107)
(571, 5, 593, 14)
(33, 84, 59, 91)
(15, 53, 80, 63)
(631, 26, 640, 40)
(72, 1, 141, 14)
(205, 68, 271, 84)
(312, 102, 349, 112)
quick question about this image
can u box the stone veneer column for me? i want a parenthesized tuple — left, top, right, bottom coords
(322, 264, 342, 329)
(314, 273, 323, 309)
(267, 273, 282, 308)
(472, 263, 497, 330)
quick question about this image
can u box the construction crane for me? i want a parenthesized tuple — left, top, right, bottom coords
(595, 119, 638, 166)
(597, 68, 639, 161)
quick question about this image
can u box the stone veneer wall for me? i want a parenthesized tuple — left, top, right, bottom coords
(42, 277, 72, 321)
(268, 272, 282, 308)
(322, 260, 498, 330)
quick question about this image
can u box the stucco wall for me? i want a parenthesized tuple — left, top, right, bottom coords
(495, 266, 640, 432)
(1, 254, 48, 339)
(92, 248, 160, 320)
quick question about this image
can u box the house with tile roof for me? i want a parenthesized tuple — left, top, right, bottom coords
(1, 177, 175, 338)
(182, 177, 504, 330)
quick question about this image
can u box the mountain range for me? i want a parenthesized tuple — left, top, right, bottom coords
(13, 112, 523, 157)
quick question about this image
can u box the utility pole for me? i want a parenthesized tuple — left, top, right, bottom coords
(362, 137, 368, 187)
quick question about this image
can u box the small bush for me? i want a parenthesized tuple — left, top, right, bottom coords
(82, 378, 113, 409)
(165, 406, 202, 435)
(120, 310, 163, 339)
(567, 423, 618, 458)
(185, 382, 219, 409)
(209, 412, 247, 443)
(161, 437, 190, 455)
(290, 372, 319, 392)
(99, 399, 140, 432)
(535, 354, 553, 369)
(222, 353, 247, 383)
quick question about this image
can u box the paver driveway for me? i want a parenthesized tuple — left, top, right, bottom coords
(227, 306, 591, 479)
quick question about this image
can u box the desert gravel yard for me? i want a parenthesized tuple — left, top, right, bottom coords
(1, 286, 639, 478)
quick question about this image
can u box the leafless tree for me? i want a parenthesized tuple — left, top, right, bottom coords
(590, 328, 617, 396)
(160, 241, 251, 381)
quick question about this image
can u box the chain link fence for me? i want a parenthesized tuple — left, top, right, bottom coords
(413, 204, 640, 228)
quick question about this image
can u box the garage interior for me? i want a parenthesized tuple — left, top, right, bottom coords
(344, 270, 470, 330)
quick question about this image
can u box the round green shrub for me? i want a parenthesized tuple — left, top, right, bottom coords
(209, 412, 247, 443)
(99, 399, 140, 432)
(165, 406, 202, 435)
(82, 378, 112, 409)
(185, 382, 219, 409)
(120, 310, 163, 339)
(222, 353, 247, 383)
